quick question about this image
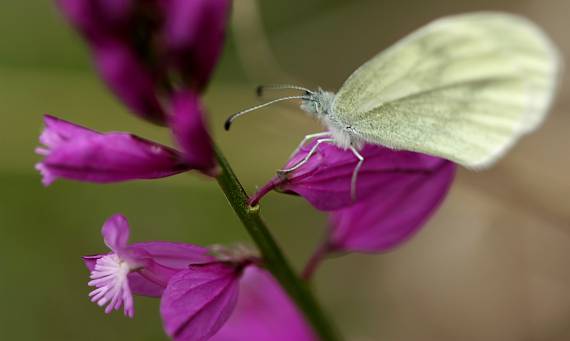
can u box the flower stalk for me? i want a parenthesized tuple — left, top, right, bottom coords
(301, 242, 329, 281)
(214, 144, 341, 341)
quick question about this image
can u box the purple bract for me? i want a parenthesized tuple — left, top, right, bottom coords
(163, 0, 231, 91)
(252, 140, 455, 211)
(168, 90, 217, 174)
(328, 158, 455, 253)
(160, 262, 242, 341)
(93, 41, 166, 124)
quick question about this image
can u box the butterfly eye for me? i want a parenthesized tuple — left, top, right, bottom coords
(315, 102, 322, 113)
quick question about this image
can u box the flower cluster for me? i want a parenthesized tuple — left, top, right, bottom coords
(36, 0, 230, 185)
(37, 1, 318, 340)
(37, 0, 459, 340)
(84, 214, 315, 341)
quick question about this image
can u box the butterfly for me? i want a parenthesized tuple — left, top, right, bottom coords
(225, 12, 561, 198)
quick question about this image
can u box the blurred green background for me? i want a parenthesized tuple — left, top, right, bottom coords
(1, 0, 569, 340)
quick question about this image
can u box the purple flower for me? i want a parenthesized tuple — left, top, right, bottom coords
(163, 0, 231, 91)
(58, 0, 166, 124)
(169, 90, 217, 174)
(211, 267, 317, 341)
(160, 262, 243, 341)
(35, 115, 190, 185)
(252, 140, 455, 265)
(83, 214, 214, 317)
(84, 215, 263, 341)
(251, 140, 456, 211)
(328, 158, 455, 253)
(93, 41, 166, 124)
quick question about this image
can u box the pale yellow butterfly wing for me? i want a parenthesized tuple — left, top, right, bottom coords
(332, 12, 561, 167)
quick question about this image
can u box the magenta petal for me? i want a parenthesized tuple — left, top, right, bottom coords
(36, 115, 99, 185)
(130, 242, 215, 269)
(211, 267, 316, 341)
(163, 0, 231, 90)
(93, 41, 166, 124)
(39, 115, 99, 146)
(36, 115, 98, 162)
(125, 271, 164, 298)
(329, 159, 456, 253)
(36, 116, 190, 185)
(101, 214, 130, 251)
(124, 271, 168, 297)
(255, 141, 453, 211)
(160, 263, 240, 341)
(168, 90, 216, 173)
(82, 255, 102, 272)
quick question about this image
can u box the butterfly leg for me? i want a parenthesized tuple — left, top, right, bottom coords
(349, 146, 364, 201)
(279, 138, 335, 173)
(288, 132, 332, 158)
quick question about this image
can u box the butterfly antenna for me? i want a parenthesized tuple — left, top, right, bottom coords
(256, 84, 313, 97)
(224, 95, 311, 130)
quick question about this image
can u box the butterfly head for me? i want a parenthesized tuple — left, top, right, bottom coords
(223, 84, 335, 131)
(300, 88, 335, 118)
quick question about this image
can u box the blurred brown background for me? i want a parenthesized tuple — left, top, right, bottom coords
(0, 0, 568, 340)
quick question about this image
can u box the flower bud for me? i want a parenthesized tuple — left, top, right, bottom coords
(163, 0, 231, 91)
(36, 115, 189, 185)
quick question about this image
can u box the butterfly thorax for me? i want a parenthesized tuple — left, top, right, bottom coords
(301, 88, 363, 150)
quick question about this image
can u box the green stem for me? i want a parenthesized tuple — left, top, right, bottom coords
(214, 145, 341, 341)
